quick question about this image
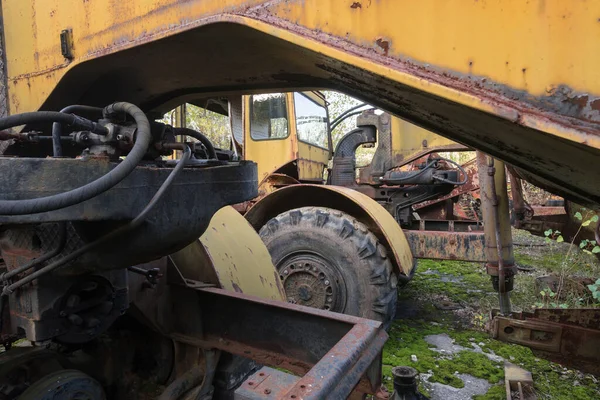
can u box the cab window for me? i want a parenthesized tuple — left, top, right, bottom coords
(294, 92, 329, 149)
(250, 93, 289, 140)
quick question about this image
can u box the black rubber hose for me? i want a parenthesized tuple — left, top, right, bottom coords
(0, 102, 151, 216)
(1, 145, 192, 295)
(330, 103, 368, 128)
(330, 108, 375, 133)
(0, 111, 108, 136)
(52, 105, 104, 157)
(431, 157, 468, 185)
(384, 159, 438, 183)
(173, 127, 217, 159)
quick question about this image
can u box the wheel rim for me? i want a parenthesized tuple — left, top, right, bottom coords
(18, 370, 105, 400)
(277, 252, 346, 312)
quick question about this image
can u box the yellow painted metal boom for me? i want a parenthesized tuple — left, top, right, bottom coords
(1, 0, 599, 207)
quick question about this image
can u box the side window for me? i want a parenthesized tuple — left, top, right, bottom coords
(250, 93, 289, 140)
(294, 92, 329, 149)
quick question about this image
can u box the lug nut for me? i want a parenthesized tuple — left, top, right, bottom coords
(283, 270, 289, 275)
(324, 280, 330, 285)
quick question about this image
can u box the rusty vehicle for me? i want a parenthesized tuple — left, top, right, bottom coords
(195, 91, 475, 326)
(1, 0, 600, 398)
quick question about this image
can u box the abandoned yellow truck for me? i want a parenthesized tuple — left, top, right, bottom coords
(0, 0, 598, 399)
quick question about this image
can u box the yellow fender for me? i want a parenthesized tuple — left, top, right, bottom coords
(170, 206, 286, 301)
(245, 184, 415, 277)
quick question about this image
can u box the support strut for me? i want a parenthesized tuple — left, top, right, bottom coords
(476, 152, 516, 315)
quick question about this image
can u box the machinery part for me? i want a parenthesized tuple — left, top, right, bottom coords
(329, 102, 369, 131)
(1, 145, 191, 296)
(170, 206, 286, 301)
(168, 287, 387, 399)
(382, 167, 460, 185)
(18, 369, 105, 400)
(159, 350, 219, 400)
(404, 230, 486, 262)
(504, 364, 536, 400)
(0, 347, 66, 399)
(245, 184, 415, 279)
(391, 366, 429, 400)
(259, 206, 397, 326)
(0, 156, 257, 273)
(0, 111, 107, 136)
(173, 127, 217, 159)
(0, 102, 150, 215)
(330, 125, 376, 187)
(51, 105, 103, 157)
(381, 157, 467, 186)
(0, 222, 66, 282)
(477, 152, 515, 314)
(54, 276, 121, 344)
(491, 308, 600, 377)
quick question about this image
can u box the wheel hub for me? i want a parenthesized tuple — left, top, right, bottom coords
(277, 253, 345, 312)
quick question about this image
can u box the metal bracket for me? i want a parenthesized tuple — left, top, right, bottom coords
(491, 308, 600, 376)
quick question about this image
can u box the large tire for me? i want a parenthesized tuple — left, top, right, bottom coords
(259, 207, 397, 328)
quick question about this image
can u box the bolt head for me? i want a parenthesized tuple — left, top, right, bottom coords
(324, 280, 330, 285)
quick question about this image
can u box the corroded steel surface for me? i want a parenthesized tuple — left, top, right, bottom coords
(170, 287, 387, 398)
(492, 309, 600, 376)
(1, 1, 600, 208)
(404, 230, 486, 262)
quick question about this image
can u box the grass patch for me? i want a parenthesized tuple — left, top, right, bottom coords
(387, 231, 600, 399)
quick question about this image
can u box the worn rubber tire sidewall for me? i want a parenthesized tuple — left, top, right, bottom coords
(259, 206, 397, 328)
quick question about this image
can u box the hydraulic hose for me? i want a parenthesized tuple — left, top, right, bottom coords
(431, 157, 468, 185)
(330, 108, 375, 134)
(0, 111, 107, 136)
(330, 103, 368, 128)
(0, 102, 152, 216)
(173, 127, 217, 159)
(51, 105, 104, 157)
(1, 145, 192, 296)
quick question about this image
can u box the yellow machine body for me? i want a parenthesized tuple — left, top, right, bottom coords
(2, 0, 598, 208)
(171, 206, 286, 301)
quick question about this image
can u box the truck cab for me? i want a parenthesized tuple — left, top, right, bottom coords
(236, 91, 332, 183)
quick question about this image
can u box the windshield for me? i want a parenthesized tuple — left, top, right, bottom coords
(294, 93, 329, 149)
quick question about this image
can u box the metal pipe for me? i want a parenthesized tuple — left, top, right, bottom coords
(476, 152, 515, 315)
(51, 105, 104, 157)
(1, 145, 192, 295)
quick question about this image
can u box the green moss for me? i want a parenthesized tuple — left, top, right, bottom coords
(473, 384, 505, 400)
(387, 246, 600, 399)
(401, 259, 494, 305)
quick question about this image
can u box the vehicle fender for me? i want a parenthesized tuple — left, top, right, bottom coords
(245, 184, 415, 278)
(170, 206, 286, 301)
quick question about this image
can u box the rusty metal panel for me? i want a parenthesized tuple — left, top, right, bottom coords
(0, 6, 8, 156)
(492, 309, 600, 376)
(235, 367, 300, 399)
(404, 230, 486, 262)
(170, 287, 387, 398)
